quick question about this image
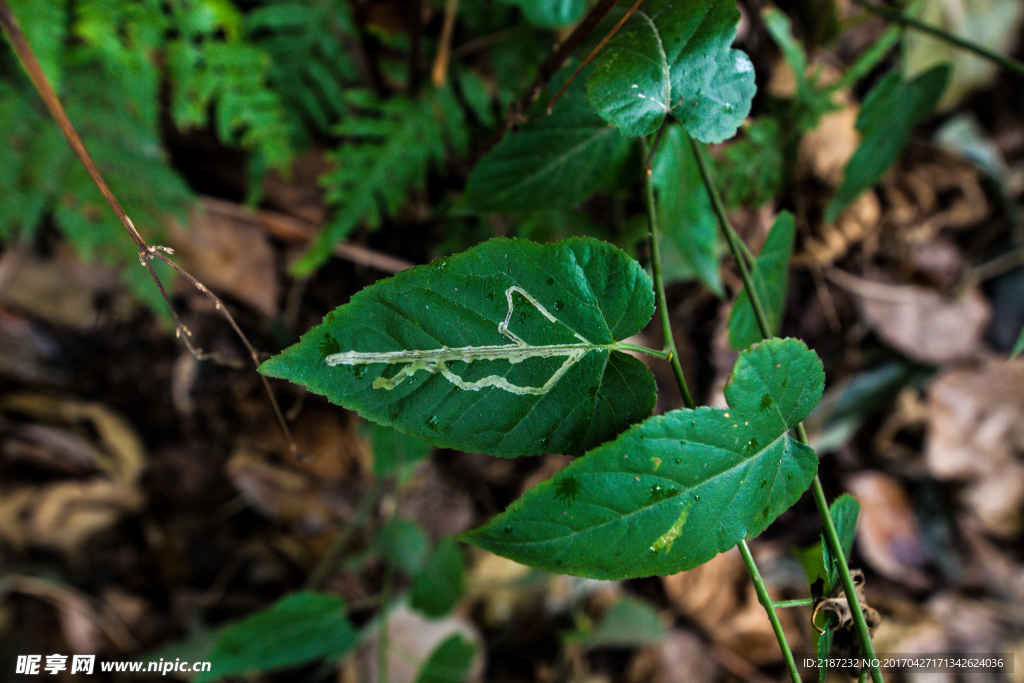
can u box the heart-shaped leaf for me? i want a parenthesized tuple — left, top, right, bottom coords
(260, 237, 656, 457)
(586, 0, 756, 142)
(462, 338, 823, 579)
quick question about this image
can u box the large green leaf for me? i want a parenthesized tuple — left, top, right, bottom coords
(462, 84, 633, 213)
(824, 65, 950, 223)
(197, 592, 356, 682)
(585, 0, 756, 142)
(462, 338, 823, 579)
(728, 211, 795, 350)
(651, 124, 723, 295)
(261, 238, 656, 457)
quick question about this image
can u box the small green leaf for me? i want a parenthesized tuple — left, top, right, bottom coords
(413, 634, 477, 683)
(462, 83, 633, 213)
(825, 65, 950, 222)
(1012, 324, 1024, 358)
(378, 517, 429, 575)
(577, 596, 667, 648)
(816, 624, 835, 683)
(411, 538, 466, 618)
(500, 0, 587, 27)
(462, 338, 824, 579)
(728, 212, 795, 350)
(651, 125, 723, 295)
(823, 493, 860, 592)
(261, 237, 656, 457)
(197, 592, 356, 682)
(586, 0, 756, 142)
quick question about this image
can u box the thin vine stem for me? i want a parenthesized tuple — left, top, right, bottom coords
(305, 481, 383, 590)
(687, 132, 884, 683)
(644, 133, 799, 683)
(851, 0, 1024, 79)
(0, 0, 298, 456)
(738, 540, 802, 683)
(640, 135, 695, 410)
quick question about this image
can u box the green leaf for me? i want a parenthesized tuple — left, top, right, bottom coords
(371, 422, 433, 480)
(713, 117, 785, 210)
(378, 517, 430, 575)
(500, 0, 587, 27)
(816, 624, 835, 683)
(261, 237, 656, 457)
(293, 87, 468, 276)
(586, 0, 756, 142)
(462, 84, 633, 213)
(197, 592, 356, 682)
(824, 65, 950, 223)
(413, 634, 477, 683)
(823, 493, 859, 592)
(9, 0, 66, 93)
(577, 596, 667, 648)
(651, 125, 723, 295)
(728, 212, 795, 350)
(462, 338, 824, 579)
(1012, 324, 1024, 358)
(411, 538, 466, 618)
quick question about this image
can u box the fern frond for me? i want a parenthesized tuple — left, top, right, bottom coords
(291, 88, 470, 276)
(246, 0, 357, 135)
(7, 0, 67, 92)
(166, 3, 295, 171)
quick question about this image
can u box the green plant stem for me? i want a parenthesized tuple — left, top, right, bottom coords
(851, 0, 1024, 79)
(616, 342, 671, 360)
(738, 540, 802, 683)
(641, 137, 695, 410)
(809, 454, 882, 683)
(305, 481, 383, 590)
(688, 136, 773, 340)
(688, 131, 884, 683)
(773, 598, 815, 608)
(647, 134, 797, 683)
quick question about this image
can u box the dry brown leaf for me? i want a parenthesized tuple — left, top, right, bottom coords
(799, 104, 860, 186)
(927, 358, 1024, 536)
(829, 271, 989, 363)
(225, 450, 348, 532)
(0, 480, 143, 553)
(0, 393, 144, 481)
(0, 394, 145, 553)
(167, 197, 280, 317)
(661, 547, 800, 666)
(465, 551, 536, 625)
(626, 630, 719, 683)
(846, 472, 930, 589)
(0, 243, 136, 329)
(354, 603, 485, 683)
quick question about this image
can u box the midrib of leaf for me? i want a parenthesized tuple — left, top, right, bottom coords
(636, 10, 672, 111)
(495, 124, 625, 202)
(506, 426, 792, 546)
(329, 282, 625, 396)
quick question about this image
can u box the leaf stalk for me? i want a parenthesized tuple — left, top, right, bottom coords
(641, 135, 695, 410)
(688, 132, 884, 683)
(738, 540, 802, 683)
